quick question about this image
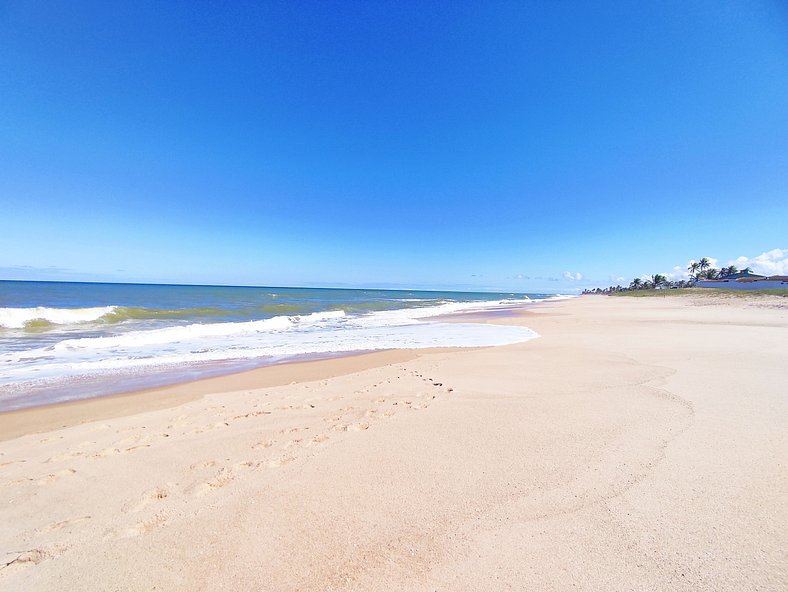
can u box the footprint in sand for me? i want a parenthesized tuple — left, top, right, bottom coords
(189, 421, 227, 435)
(37, 515, 91, 533)
(124, 486, 170, 513)
(233, 460, 260, 472)
(118, 513, 167, 538)
(184, 482, 214, 497)
(0, 459, 27, 468)
(189, 460, 217, 470)
(1, 545, 66, 572)
(185, 461, 260, 496)
(114, 434, 149, 448)
(185, 466, 235, 497)
(7, 476, 34, 486)
(36, 468, 76, 485)
(265, 456, 293, 468)
(44, 451, 83, 463)
(206, 467, 235, 489)
(92, 447, 122, 459)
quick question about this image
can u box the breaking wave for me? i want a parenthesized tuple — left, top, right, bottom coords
(0, 300, 538, 386)
(0, 306, 117, 330)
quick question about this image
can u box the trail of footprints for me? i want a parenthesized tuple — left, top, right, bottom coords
(2, 365, 455, 551)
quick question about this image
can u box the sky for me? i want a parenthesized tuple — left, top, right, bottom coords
(1, 1, 787, 293)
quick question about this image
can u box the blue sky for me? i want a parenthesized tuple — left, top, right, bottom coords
(1, 1, 787, 292)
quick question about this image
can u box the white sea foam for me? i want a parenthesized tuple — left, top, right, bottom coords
(542, 294, 577, 301)
(0, 306, 118, 328)
(0, 299, 539, 388)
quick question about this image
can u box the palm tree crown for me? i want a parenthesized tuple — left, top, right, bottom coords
(720, 265, 738, 277)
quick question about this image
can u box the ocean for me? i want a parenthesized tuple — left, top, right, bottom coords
(0, 281, 557, 411)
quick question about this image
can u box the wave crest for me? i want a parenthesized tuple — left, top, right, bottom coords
(0, 306, 117, 329)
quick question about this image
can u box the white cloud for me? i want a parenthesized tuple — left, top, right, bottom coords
(731, 248, 787, 276)
(609, 275, 625, 283)
(563, 271, 583, 281)
(671, 250, 786, 280)
(664, 265, 691, 281)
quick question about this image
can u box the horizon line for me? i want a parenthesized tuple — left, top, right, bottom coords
(0, 278, 558, 296)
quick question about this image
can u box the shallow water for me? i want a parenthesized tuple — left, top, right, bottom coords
(0, 281, 559, 410)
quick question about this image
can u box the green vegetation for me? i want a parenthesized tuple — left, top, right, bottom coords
(583, 255, 784, 296)
(614, 288, 788, 298)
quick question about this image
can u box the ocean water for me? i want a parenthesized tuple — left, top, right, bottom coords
(0, 281, 558, 411)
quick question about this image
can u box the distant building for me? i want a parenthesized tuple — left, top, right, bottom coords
(718, 270, 765, 280)
(696, 272, 788, 290)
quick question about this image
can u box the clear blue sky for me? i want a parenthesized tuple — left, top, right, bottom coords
(2, 1, 787, 292)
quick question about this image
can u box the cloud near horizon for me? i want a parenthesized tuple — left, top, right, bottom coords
(731, 248, 787, 276)
(658, 249, 787, 281)
(563, 271, 583, 281)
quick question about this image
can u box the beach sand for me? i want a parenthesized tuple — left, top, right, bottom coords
(1, 294, 785, 590)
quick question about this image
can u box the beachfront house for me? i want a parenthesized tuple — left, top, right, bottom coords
(696, 271, 788, 290)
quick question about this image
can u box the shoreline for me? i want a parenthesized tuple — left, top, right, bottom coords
(0, 305, 541, 440)
(1, 294, 784, 590)
(0, 297, 549, 417)
(0, 349, 424, 442)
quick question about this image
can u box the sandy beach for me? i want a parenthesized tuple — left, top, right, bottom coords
(1, 294, 785, 590)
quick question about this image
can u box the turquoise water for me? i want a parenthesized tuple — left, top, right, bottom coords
(0, 281, 555, 410)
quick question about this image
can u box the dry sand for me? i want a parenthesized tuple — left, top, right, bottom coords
(0, 294, 785, 590)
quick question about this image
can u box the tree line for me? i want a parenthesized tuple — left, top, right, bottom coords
(582, 258, 753, 294)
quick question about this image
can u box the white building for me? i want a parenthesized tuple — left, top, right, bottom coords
(696, 271, 788, 290)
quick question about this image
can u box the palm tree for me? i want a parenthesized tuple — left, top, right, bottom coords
(651, 274, 667, 289)
(742, 266, 753, 274)
(629, 278, 643, 290)
(688, 261, 700, 279)
(720, 265, 738, 278)
(698, 257, 711, 278)
(705, 268, 720, 279)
